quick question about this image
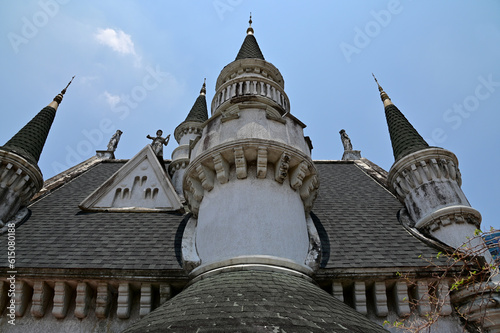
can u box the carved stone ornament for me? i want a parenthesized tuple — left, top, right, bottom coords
(183, 141, 319, 217)
(107, 130, 123, 152)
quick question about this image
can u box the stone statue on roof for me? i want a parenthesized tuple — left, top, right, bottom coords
(339, 129, 352, 151)
(107, 130, 123, 152)
(147, 130, 170, 157)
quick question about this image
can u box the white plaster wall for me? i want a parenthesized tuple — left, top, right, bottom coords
(195, 165, 310, 268)
(405, 180, 470, 223)
(178, 131, 198, 146)
(171, 167, 186, 197)
(191, 109, 310, 161)
(431, 223, 478, 249)
(93, 157, 175, 209)
(171, 144, 189, 161)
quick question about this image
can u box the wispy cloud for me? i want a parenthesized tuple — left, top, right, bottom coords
(95, 28, 141, 66)
(80, 76, 99, 85)
(102, 90, 121, 108)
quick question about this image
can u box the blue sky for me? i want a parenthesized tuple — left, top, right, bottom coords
(1, 1, 499, 230)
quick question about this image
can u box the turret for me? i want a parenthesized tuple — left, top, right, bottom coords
(181, 17, 320, 276)
(170, 80, 208, 198)
(374, 75, 481, 248)
(0, 77, 74, 226)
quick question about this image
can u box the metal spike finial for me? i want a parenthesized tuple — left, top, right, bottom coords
(372, 73, 390, 102)
(247, 12, 254, 35)
(62, 75, 75, 94)
(53, 75, 75, 104)
(200, 78, 206, 96)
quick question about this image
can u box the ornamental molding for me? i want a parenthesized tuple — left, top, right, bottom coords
(212, 76, 290, 116)
(452, 283, 500, 332)
(215, 58, 284, 90)
(214, 101, 305, 129)
(174, 121, 204, 143)
(0, 149, 43, 199)
(388, 148, 462, 200)
(0, 149, 43, 225)
(183, 139, 319, 217)
(417, 205, 481, 232)
(0, 278, 174, 321)
(168, 157, 190, 175)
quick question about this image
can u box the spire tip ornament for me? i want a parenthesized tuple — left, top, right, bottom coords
(53, 75, 75, 105)
(372, 73, 391, 105)
(247, 12, 254, 35)
(200, 78, 207, 96)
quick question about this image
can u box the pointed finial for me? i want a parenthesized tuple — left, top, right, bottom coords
(372, 73, 392, 105)
(53, 75, 75, 105)
(200, 78, 206, 96)
(247, 12, 254, 35)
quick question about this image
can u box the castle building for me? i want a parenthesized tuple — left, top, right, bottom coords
(0, 20, 498, 333)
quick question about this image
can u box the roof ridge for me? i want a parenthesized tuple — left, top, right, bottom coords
(354, 158, 391, 195)
(30, 156, 101, 203)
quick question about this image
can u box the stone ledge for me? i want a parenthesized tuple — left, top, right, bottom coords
(417, 205, 481, 231)
(188, 255, 314, 280)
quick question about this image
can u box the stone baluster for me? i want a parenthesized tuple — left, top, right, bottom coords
(52, 282, 72, 319)
(14, 281, 31, 317)
(140, 284, 153, 318)
(354, 281, 367, 315)
(31, 281, 50, 318)
(75, 282, 92, 319)
(393, 281, 411, 317)
(332, 282, 344, 302)
(373, 281, 389, 317)
(95, 282, 111, 319)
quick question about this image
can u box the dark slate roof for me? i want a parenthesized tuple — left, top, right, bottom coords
(0, 161, 185, 271)
(312, 162, 442, 269)
(385, 103, 430, 161)
(0, 160, 442, 272)
(123, 269, 389, 333)
(184, 94, 208, 123)
(1, 106, 57, 165)
(235, 34, 265, 60)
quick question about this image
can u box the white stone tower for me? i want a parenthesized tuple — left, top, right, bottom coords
(170, 80, 208, 199)
(181, 18, 320, 276)
(374, 77, 482, 249)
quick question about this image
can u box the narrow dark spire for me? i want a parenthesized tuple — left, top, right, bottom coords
(235, 14, 265, 61)
(1, 77, 74, 165)
(373, 75, 430, 162)
(184, 80, 208, 123)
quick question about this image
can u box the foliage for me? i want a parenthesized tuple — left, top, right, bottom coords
(383, 228, 499, 332)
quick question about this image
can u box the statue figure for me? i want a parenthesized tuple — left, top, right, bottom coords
(107, 130, 123, 152)
(339, 129, 353, 151)
(147, 130, 170, 157)
(147, 130, 170, 169)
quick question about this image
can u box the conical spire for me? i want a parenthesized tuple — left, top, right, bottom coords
(1, 76, 74, 165)
(183, 79, 208, 123)
(235, 14, 265, 61)
(372, 75, 429, 162)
